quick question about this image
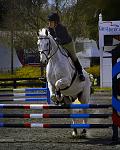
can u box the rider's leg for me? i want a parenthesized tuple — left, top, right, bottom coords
(74, 58, 85, 81)
(63, 42, 85, 81)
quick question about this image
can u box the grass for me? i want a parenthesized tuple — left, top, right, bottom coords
(94, 86, 112, 91)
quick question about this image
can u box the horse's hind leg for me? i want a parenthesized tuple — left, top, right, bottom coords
(78, 88, 90, 138)
(72, 104, 84, 137)
(62, 96, 78, 137)
(71, 96, 83, 138)
(63, 96, 73, 105)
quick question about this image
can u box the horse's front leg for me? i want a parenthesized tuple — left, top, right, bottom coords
(55, 78, 71, 102)
(47, 82, 57, 103)
(55, 78, 71, 91)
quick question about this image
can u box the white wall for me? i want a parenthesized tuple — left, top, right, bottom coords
(102, 45, 117, 87)
(78, 57, 90, 68)
(102, 56, 112, 87)
(76, 52, 90, 68)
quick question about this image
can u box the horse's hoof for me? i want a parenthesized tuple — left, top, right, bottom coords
(71, 128, 78, 138)
(80, 129, 87, 138)
(72, 131, 77, 137)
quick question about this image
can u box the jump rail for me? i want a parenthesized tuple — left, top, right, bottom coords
(0, 88, 48, 92)
(0, 77, 46, 88)
(0, 113, 111, 118)
(0, 87, 51, 104)
(0, 98, 48, 102)
(0, 104, 112, 109)
(0, 93, 47, 97)
(0, 123, 112, 128)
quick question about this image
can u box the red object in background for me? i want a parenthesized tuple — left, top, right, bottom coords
(112, 111, 120, 128)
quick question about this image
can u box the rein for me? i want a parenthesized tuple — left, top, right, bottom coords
(39, 36, 69, 63)
(39, 37, 58, 63)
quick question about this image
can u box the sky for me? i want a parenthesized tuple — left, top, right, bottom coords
(48, 0, 54, 4)
(48, 0, 77, 8)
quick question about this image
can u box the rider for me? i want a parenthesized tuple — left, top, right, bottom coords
(47, 12, 85, 81)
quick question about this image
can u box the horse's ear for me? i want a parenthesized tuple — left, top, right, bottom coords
(45, 30, 48, 36)
(37, 31, 39, 37)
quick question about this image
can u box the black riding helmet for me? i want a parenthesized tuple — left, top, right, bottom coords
(48, 12, 60, 23)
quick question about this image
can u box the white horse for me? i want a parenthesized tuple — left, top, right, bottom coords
(37, 28, 91, 137)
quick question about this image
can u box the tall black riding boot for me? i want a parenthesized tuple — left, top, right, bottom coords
(74, 59, 85, 81)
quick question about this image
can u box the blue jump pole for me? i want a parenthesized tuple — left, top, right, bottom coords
(46, 83, 51, 104)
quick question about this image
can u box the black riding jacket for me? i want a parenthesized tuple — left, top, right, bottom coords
(48, 24, 72, 45)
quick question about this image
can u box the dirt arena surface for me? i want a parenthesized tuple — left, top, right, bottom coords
(0, 91, 120, 150)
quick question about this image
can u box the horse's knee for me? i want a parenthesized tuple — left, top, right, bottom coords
(55, 79, 71, 90)
(55, 80, 61, 90)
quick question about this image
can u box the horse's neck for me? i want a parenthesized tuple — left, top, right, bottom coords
(49, 42, 64, 62)
(47, 43, 76, 83)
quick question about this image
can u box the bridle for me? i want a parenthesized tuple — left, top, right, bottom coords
(38, 36, 60, 63)
(39, 37, 51, 62)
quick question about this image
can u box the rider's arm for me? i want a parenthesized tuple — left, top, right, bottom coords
(55, 25, 72, 45)
(48, 27, 56, 38)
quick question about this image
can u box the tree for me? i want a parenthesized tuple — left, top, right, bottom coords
(61, 0, 120, 40)
(0, 0, 49, 47)
(0, 0, 49, 73)
(1, 0, 120, 44)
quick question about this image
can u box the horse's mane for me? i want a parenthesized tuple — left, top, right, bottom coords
(38, 28, 57, 45)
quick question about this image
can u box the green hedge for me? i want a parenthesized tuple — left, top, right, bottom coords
(86, 65, 100, 78)
(0, 66, 45, 78)
(0, 65, 100, 78)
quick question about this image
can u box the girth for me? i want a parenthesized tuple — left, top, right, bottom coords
(60, 70, 77, 91)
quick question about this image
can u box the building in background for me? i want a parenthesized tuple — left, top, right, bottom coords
(75, 38, 100, 68)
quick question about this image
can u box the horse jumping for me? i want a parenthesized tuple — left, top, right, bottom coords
(37, 28, 91, 137)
